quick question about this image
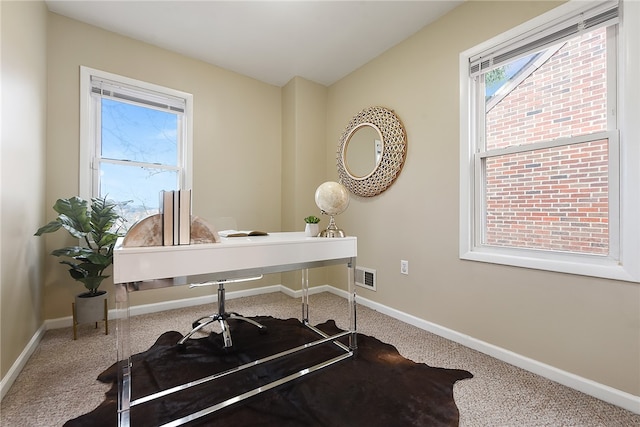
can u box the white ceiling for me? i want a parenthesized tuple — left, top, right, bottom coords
(45, 1, 463, 87)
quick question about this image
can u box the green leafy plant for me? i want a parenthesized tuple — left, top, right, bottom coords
(35, 196, 126, 295)
(304, 215, 320, 224)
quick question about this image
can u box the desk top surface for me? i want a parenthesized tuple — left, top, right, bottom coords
(115, 232, 355, 253)
(113, 232, 357, 284)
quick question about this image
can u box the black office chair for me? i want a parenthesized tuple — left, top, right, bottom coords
(177, 276, 266, 347)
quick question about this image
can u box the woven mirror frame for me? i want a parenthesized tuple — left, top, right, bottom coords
(337, 106, 407, 197)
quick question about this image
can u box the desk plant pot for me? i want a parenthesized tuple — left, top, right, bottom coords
(304, 216, 320, 237)
(35, 196, 125, 339)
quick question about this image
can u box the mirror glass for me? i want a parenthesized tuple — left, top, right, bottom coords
(337, 106, 407, 197)
(344, 124, 383, 179)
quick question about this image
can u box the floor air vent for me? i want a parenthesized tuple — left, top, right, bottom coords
(355, 267, 376, 291)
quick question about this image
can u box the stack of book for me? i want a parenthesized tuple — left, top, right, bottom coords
(160, 189, 191, 245)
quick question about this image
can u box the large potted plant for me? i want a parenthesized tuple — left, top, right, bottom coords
(35, 196, 126, 338)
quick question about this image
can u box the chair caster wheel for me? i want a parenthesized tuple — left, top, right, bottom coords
(176, 342, 187, 352)
(259, 327, 268, 335)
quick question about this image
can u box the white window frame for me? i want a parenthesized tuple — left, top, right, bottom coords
(79, 66, 193, 204)
(459, 0, 640, 282)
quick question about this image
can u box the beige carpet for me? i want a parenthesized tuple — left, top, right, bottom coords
(1, 292, 638, 426)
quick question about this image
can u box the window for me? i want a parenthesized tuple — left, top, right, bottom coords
(459, 0, 640, 282)
(80, 67, 193, 228)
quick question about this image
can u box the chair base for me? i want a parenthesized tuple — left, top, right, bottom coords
(178, 279, 266, 348)
(177, 312, 266, 348)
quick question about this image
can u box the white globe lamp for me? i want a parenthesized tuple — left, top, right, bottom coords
(314, 181, 350, 237)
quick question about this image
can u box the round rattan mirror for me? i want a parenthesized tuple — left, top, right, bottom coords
(337, 106, 407, 197)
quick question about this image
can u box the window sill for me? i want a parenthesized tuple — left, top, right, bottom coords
(460, 246, 639, 283)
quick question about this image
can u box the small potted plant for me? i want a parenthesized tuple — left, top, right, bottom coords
(35, 196, 126, 338)
(304, 215, 321, 237)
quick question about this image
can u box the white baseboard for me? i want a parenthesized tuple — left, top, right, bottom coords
(352, 291, 640, 415)
(128, 284, 287, 317)
(43, 284, 291, 330)
(4, 284, 639, 415)
(0, 324, 46, 401)
(2, 285, 291, 401)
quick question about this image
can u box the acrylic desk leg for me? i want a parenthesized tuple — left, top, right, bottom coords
(301, 268, 309, 324)
(348, 258, 357, 352)
(115, 283, 131, 427)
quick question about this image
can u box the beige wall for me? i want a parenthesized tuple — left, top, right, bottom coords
(0, 0, 48, 380)
(281, 77, 328, 289)
(281, 77, 328, 232)
(2, 0, 638, 403)
(327, 0, 639, 396)
(43, 13, 285, 318)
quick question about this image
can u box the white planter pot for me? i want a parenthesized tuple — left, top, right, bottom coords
(72, 290, 108, 339)
(304, 223, 320, 237)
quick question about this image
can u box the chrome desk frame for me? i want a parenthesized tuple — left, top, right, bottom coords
(113, 232, 357, 427)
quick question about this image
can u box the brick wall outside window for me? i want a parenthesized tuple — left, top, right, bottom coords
(484, 28, 608, 255)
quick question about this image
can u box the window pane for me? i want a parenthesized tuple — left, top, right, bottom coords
(101, 98, 178, 166)
(483, 139, 608, 255)
(99, 162, 178, 226)
(485, 27, 607, 150)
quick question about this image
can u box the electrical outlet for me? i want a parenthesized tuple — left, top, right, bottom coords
(400, 260, 409, 275)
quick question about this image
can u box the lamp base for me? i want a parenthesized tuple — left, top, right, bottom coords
(318, 215, 346, 238)
(318, 228, 346, 238)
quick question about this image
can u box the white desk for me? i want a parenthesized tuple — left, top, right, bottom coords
(113, 232, 357, 427)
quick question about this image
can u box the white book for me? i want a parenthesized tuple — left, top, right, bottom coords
(178, 189, 191, 245)
(173, 190, 180, 245)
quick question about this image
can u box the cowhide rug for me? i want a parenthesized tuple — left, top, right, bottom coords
(65, 317, 472, 426)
